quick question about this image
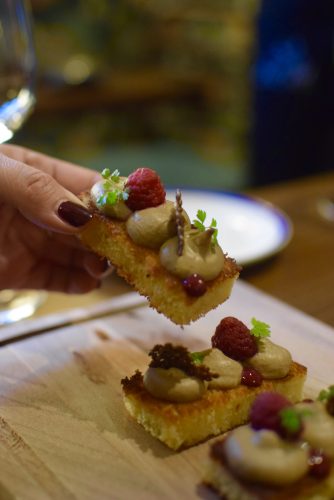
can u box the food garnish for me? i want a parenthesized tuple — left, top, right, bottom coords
(308, 450, 331, 478)
(211, 316, 258, 361)
(97, 168, 129, 207)
(124, 167, 166, 210)
(192, 209, 218, 245)
(250, 392, 312, 440)
(279, 406, 304, 439)
(241, 366, 263, 387)
(318, 385, 334, 415)
(250, 392, 292, 433)
(148, 343, 215, 381)
(175, 189, 185, 256)
(182, 273, 207, 297)
(190, 351, 206, 365)
(250, 317, 271, 339)
(318, 385, 334, 402)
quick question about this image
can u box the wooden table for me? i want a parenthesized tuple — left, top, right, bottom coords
(0, 173, 333, 499)
(35, 170, 334, 327)
(243, 171, 334, 327)
(0, 281, 332, 500)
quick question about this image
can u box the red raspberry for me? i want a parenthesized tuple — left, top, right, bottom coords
(125, 167, 166, 210)
(250, 392, 292, 435)
(211, 316, 258, 361)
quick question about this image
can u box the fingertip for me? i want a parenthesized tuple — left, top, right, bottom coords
(92, 172, 102, 183)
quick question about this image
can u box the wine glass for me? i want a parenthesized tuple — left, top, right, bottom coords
(0, 0, 35, 141)
(0, 0, 46, 325)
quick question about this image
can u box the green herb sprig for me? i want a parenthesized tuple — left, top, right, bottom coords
(250, 317, 271, 339)
(318, 385, 334, 402)
(280, 406, 313, 435)
(190, 351, 206, 365)
(192, 210, 218, 245)
(98, 168, 129, 207)
(280, 407, 302, 434)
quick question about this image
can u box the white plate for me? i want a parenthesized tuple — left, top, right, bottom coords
(167, 189, 293, 266)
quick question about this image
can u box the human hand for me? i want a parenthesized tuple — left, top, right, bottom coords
(0, 144, 110, 293)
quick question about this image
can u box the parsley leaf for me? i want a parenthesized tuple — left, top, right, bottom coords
(280, 406, 313, 436)
(190, 351, 206, 365)
(197, 209, 206, 224)
(280, 407, 302, 434)
(192, 210, 219, 245)
(101, 168, 111, 179)
(318, 385, 334, 402)
(210, 218, 218, 245)
(250, 317, 271, 339)
(193, 219, 205, 231)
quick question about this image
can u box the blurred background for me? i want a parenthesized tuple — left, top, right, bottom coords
(12, 0, 334, 190)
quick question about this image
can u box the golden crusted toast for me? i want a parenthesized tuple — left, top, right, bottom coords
(204, 396, 334, 500)
(121, 361, 307, 450)
(79, 192, 240, 325)
(205, 454, 334, 500)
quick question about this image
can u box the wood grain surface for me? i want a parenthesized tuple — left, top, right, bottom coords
(244, 171, 334, 327)
(0, 281, 332, 500)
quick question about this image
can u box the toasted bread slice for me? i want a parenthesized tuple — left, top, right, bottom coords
(79, 193, 240, 325)
(204, 453, 334, 500)
(204, 404, 334, 500)
(121, 361, 306, 450)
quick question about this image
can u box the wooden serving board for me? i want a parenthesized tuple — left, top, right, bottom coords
(0, 281, 333, 500)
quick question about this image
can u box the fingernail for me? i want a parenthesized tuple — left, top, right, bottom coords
(58, 201, 92, 227)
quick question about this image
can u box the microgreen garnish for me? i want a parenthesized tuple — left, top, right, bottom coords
(98, 168, 128, 207)
(318, 386, 334, 402)
(250, 318, 271, 339)
(280, 407, 302, 434)
(192, 210, 218, 245)
(190, 351, 206, 365)
(101, 168, 121, 182)
(280, 406, 313, 436)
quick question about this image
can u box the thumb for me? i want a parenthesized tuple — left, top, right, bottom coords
(0, 153, 92, 233)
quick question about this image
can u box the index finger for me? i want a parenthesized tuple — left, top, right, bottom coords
(0, 144, 101, 194)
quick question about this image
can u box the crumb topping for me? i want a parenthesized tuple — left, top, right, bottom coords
(121, 370, 143, 391)
(148, 343, 216, 381)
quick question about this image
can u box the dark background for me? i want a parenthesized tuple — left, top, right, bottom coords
(15, 0, 334, 189)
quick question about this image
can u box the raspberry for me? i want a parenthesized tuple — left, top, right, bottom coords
(211, 316, 258, 361)
(182, 274, 207, 297)
(250, 392, 292, 435)
(125, 167, 166, 210)
(241, 367, 262, 387)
